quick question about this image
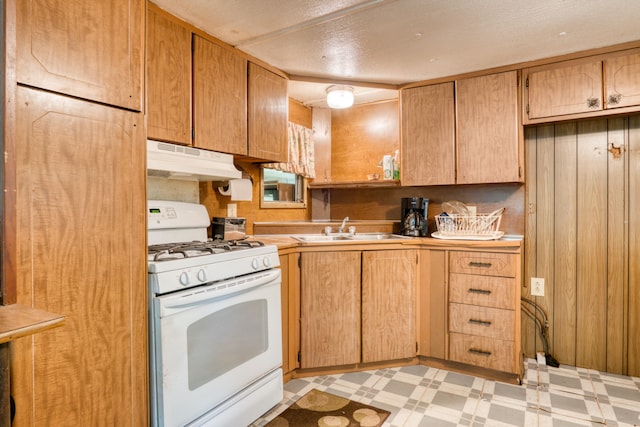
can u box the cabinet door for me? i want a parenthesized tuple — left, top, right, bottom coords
(193, 35, 247, 154)
(300, 252, 361, 368)
(12, 87, 147, 426)
(146, 6, 192, 145)
(248, 63, 288, 162)
(604, 49, 640, 109)
(362, 250, 417, 362)
(16, 0, 143, 111)
(456, 71, 521, 183)
(526, 60, 603, 119)
(401, 83, 455, 186)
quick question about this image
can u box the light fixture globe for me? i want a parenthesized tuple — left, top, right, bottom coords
(326, 85, 354, 109)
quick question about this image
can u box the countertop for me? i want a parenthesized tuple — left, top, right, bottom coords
(0, 304, 65, 344)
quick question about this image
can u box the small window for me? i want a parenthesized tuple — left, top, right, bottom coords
(260, 168, 306, 208)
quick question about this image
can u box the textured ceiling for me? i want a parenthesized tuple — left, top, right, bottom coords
(152, 0, 640, 107)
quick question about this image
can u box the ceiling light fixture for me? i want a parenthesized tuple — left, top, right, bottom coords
(326, 85, 354, 109)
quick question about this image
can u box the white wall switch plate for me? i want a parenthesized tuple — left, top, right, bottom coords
(531, 277, 545, 296)
(227, 203, 237, 217)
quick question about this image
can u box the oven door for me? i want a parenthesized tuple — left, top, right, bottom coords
(150, 269, 282, 427)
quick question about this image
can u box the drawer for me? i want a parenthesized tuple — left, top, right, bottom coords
(449, 303, 514, 340)
(449, 332, 514, 373)
(449, 251, 517, 277)
(449, 273, 515, 309)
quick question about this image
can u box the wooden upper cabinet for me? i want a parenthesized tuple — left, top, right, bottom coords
(401, 82, 456, 186)
(456, 71, 521, 184)
(526, 60, 603, 120)
(524, 48, 640, 124)
(193, 35, 248, 155)
(146, 6, 192, 145)
(16, 0, 143, 111)
(248, 63, 288, 162)
(604, 49, 640, 109)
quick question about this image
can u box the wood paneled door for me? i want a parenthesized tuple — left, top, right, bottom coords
(524, 115, 640, 376)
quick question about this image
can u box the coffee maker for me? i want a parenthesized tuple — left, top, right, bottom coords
(400, 197, 429, 236)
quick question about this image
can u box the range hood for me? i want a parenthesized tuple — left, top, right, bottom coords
(147, 140, 241, 182)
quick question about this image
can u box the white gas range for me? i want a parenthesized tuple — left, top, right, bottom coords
(147, 200, 282, 427)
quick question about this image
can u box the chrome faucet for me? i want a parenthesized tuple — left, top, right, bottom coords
(338, 216, 349, 233)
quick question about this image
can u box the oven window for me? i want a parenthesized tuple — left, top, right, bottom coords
(187, 300, 269, 390)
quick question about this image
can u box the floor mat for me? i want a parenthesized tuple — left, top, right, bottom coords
(266, 388, 390, 427)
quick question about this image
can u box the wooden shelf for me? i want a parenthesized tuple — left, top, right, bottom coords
(0, 304, 65, 344)
(309, 180, 401, 189)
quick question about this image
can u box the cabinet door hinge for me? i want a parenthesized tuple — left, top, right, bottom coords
(191, 128, 195, 141)
(526, 104, 530, 115)
(416, 342, 419, 353)
(297, 351, 301, 363)
(416, 254, 419, 264)
(298, 255, 301, 268)
(519, 166, 522, 178)
(525, 77, 529, 88)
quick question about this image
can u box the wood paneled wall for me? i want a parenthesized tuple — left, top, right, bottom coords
(524, 115, 640, 376)
(331, 100, 399, 182)
(328, 184, 525, 236)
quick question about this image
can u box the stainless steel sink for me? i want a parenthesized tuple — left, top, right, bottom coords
(351, 233, 408, 240)
(291, 233, 409, 243)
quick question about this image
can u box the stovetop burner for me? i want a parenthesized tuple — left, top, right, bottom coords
(148, 239, 265, 262)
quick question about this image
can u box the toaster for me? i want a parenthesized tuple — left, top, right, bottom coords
(211, 217, 246, 240)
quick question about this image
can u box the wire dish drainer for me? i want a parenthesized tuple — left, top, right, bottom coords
(434, 208, 504, 236)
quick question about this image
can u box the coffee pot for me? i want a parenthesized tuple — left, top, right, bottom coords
(400, 197, 429, 236)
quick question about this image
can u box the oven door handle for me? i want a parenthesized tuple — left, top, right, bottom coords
(157, 269, 281, 317)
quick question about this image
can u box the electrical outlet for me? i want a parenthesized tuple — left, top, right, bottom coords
(466, 205, 477, 216)
(531, 277, 545, 297)
(227, 203, 237, 217)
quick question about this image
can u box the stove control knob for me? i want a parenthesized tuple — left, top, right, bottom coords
(263, 257, 271, 268)
(179, 272, 190, 286)
(197, 269, 207, 282)
(251, 258, 260, 270)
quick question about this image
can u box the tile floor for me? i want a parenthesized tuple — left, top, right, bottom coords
(252, 359, 640, 426)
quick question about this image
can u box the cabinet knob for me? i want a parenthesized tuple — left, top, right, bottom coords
(586, 97, 600, 109)
(608, 93, 622, 105)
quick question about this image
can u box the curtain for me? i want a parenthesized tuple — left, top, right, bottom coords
(264, 122, 315, 178)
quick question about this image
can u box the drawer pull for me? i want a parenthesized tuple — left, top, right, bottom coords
(469, 348, 492, 356)
(469, 318, 492, 326)
(468, 288, 492, 295)
(468, 261, 492, 268)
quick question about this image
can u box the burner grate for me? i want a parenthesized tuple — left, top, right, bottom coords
(148, 239, 265, 262)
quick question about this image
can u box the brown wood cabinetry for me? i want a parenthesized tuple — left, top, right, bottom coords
(248, 63, 288, 162)
(447, 251, 521, 375)
(11, 87, 147, 426)
(524, 48, 640, 124)
(401, 71, 521, 185)
(456, 71, 521, 184)
(299, 249, 417, 369)
(16, 0, 143, 111)
(362, 250, 417, 362)
(401, 83, 456, 186)
(300, 251, 361, 369)
(279, 252, 301, 376)
(193, 35, 248, 154)
(146, 6, 192, 145)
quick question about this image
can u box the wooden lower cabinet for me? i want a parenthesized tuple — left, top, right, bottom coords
(362, 250, 417, 362)
(300, 251, 361, 369)
(447, 250, 522, 376)
(299, 249, 417, 369)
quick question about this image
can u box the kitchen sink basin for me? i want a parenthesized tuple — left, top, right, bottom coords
(291, 234, 353, 242)
(291, 233, 410, 243)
